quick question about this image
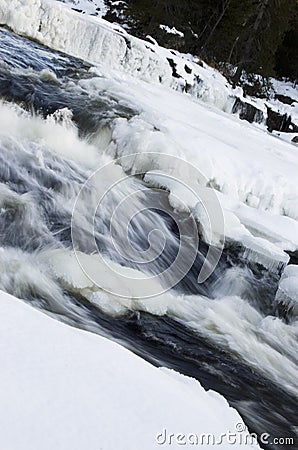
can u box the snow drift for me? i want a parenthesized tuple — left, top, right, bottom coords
(0, 290, 260, 450)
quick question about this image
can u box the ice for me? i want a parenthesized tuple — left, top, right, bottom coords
(269, 78, 298, 124)
(0, 0, 174, 85)
(94, 76, 298, 228)
(43, 248, 172, 316)
(98, 94, 296, 268)
(241, 236, 289, 273)
(274, 265, 298, 322)
(144, 171, 290, 271)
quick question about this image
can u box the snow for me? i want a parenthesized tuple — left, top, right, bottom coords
(269, 78, 298, 123)
(0, 290, 260, 450)
(58, 0, 108, 17)
(56, 4, 298, 128)
(160, 24, 184, 38)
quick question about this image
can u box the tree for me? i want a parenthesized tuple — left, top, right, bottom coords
(231, 0, 270, 85)
(109, 0, 298, 83)
(275, 3, 298, 82)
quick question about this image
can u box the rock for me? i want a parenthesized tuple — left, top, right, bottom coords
(275, 94, 296, 105)
(266, 106, 298, 133)
(232, 97, 264, 124)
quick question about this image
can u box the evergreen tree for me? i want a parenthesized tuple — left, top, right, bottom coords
(110, 0, 298, 83)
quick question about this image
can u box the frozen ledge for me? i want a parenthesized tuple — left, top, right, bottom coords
(0, 0, 235, 112)
(0, 0, 174, 84)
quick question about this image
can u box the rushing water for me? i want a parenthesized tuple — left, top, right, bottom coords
(0, 28, 297, 449)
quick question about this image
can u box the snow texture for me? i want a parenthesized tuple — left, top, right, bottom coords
(0, 290, 260, 450)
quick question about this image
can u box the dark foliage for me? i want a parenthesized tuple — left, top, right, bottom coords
(105, 0, 298, 84)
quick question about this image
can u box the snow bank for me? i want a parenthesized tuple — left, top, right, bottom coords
(97, 77, 298, 223)
(0, 291, 260, 450)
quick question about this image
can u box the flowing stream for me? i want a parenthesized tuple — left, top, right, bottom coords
(0, 28, 297, 449)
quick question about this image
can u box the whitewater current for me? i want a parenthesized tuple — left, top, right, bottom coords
(0, 28, 297, 449)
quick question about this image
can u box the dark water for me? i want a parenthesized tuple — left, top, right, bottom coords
(0, 28, 297, 449)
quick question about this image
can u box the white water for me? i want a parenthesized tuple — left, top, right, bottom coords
(0, 99, 297, 402)
(0, 3, 297, 445)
